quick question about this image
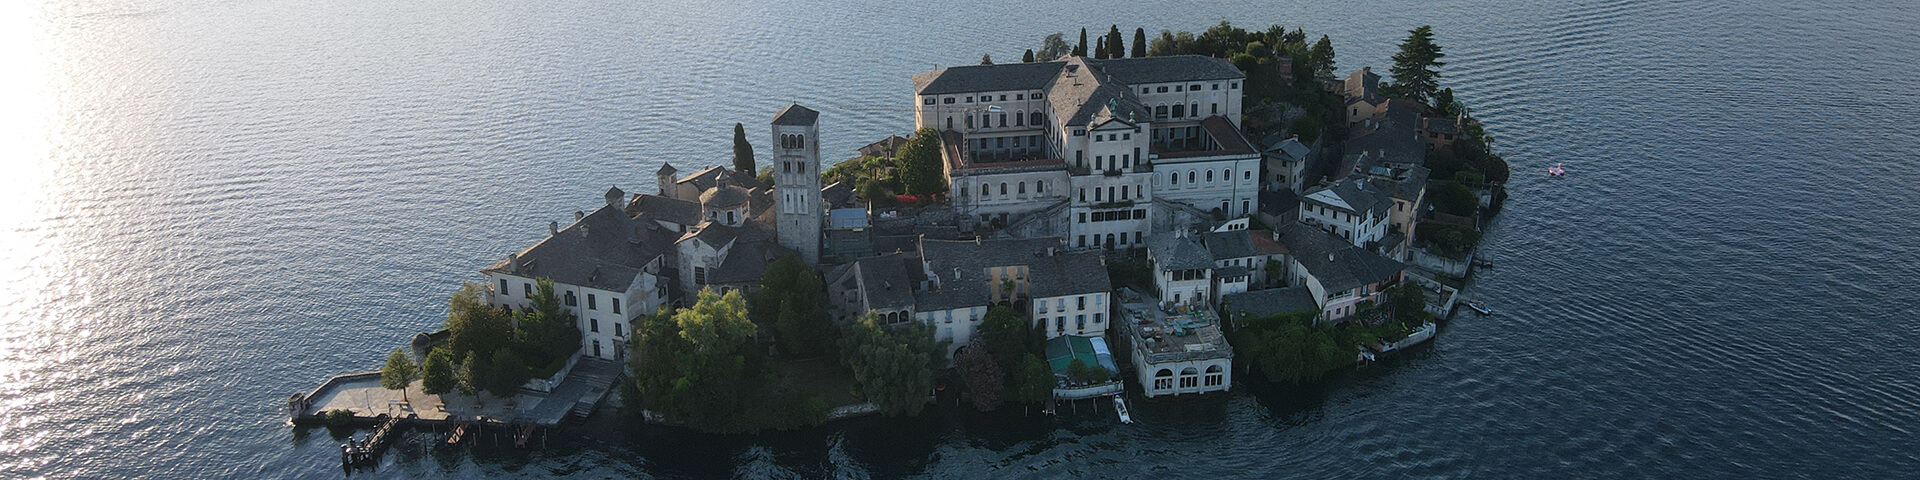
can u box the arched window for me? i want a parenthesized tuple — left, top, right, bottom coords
(947, 117, 954, 130)
(1155, 105, 1168, 118)
(999, 183, 1007, 195)
(1030, 112, 1044, 125)
(1172, 104, 1185, 118)
(966, 115, 974, 129)
(1188, 171, 1196, 183)
(982, 184, 990, 196)
(1206, 170, 1214, 182)
(1035, 181, 1044, 193)
(797, 135, 805, 149)
(1018, 182, 1026, 194)
(1169, 172, 1178, 184)
(998, 113, 1007, 127)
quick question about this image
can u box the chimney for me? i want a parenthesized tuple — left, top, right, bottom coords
(549, 221, 559, 236)
(507, 253, 519, 274)
(574, 210, 585, 222)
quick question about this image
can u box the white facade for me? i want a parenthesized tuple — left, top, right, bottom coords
(772, 106, 823, 265)
(1300, 190, 1389, 248)
(915, 305, 986, 359)
(1135, 357, 1231, 398)
(1032, 292, 1110, 338)
(1151, 155, 1263, 217)
(485, 270, 662, 363)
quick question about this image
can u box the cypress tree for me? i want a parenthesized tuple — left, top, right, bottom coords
(1023, 49, 1035, 63)
(1075, 28, 1087, 57)
(1132, 28, 1147, 58)
(1107, 25, 1124, 59)
(1095, 36, 1107, 59)
(1309, 35, 1336, 77)
(731, 123, 754, 174)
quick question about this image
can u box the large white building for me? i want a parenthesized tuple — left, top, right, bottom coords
(912, 55, 1261, 250)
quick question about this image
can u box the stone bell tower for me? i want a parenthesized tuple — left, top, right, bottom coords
(771, 104, 822, 265)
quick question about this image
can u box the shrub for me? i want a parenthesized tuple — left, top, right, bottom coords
(325, 409, 355, 427)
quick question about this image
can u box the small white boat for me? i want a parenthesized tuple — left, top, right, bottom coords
(1113, 396, 1132, 424)
(1548, 163, 1566, 176)
(1467, 301, 1493, 316)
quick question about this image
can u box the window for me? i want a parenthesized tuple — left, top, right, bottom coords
(587, 294, 597, 310)
(1056, 317, 1065, 333)
(1143, 87, 1151, 94)
(1079, 188, 1086, 202)
(947, 117, 953, 130)
(999, 113, 1007, 127)
(1031, 112, 1043, 125)
(1016, 93, 1024, 100)
(1155, 105, 1168, 118)
(612, 298, 621, 315)
(524, 283, 533, 297)
(1000, 183, 1008, 195)
(1076, 315, 1085, 331)
(966, 96, 974, 103)
(1206, 170, 1213, 182)
(1078, 212, 1087, 223)
(1174, 85, 1183, 92)
(1212, 103, 1219, 114)
(999, 94, 1006, 101)
(1135, 185, 1142, 199)
(1157, 86, 1168, 93)
(499, 279, 508, 295)
(1017, 182, 1026, 194)
(1231, 82, 1239, 89)
(1078, 235, 1086, 247)
(1173, 104, 1184, 118)
(923, 97, 935, 105)
(1169, 172, 1178, 184)
(966, 115, 974, 129)
(590, 318, 599, 332)
(982, 184, 990, 196)
(1204, 365, 1224, 386)
(943, 97, 955, 104)
(1212, 83, 1220, 90)
(1154, 369, 1173, 390)
(1190, 84, 1200, 91)
(1188, 171, 1196, 183)
(1015, 112, 1024, 126)
(593, 340, 601, 357)
(615, 322, 623, 337)
(1094, 313, 1103, 324)
(693, 266, 706, 285)
(1094, 188, 1101, 202)
(564, 291, 577, 307)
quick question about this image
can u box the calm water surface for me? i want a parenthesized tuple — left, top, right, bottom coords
(3, 0, 1918, 477)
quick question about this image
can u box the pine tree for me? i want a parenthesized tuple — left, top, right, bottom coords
(980, 53, 994, 65)
(1309, 35, 1337, 77)
(1075, 28, 1088, 57)
(1095, 36, 1107, 59)
(1386, 25, 1446, 103)
(1132, 28, 1147, 58)
(1107, 25, 1124, 59)
(732, 123, 754, 174)
(1023, 49, 1035, 63)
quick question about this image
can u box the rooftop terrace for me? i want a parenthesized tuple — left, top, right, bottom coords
(1116, 288, 1233, 364)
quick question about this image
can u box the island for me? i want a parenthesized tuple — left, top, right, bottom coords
(287, 21, 1509, 466)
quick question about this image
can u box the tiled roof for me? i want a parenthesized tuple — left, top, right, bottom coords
(1222, 287, 1320, 318)
(482, 205, 676, 293)
(1203, 230, 1258, 261)
(1047, 57, 1150, 127)
(1274, 222, 1404, 293)
(841, 252, 919, 310)
(913, 61, 1066, 96)
(1303, 176, 1392, 219)
(626, 194, 702, 226)
(1147, 232, 1214, 271)
(915, 237, 1109, 311)
(1087, 55, 1244, 85)
(771, 104, 819, 126)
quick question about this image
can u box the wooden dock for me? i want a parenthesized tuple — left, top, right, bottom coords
(341, 415, 403, 466)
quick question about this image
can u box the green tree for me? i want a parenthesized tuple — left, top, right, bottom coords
(380, 348, 419, 402)
(456, 350, 482, 395)
(977, 306, 1030, 371)
(1023, 49, 1035, 63)
(1309, 35, 1336, 77)
(1384, 283, 1429, 322)
(896, 128, 946, 197)
(838, 312, 943, 416)
(980, 53, 994, 65)
(1227, 310, 1347, 383)
(1038, 33, 1070, 62)
(628, 304, 760, 432)
(516, 278, 581, 370)
(446, 282, 513, 362)
(1094, 36, 1107, 59)
(486, 347, 529, 398)
(421, 347, 457, 395)
(1075, 28, 1088, 57)
(733, 122, 755, 174)
(1007, 353, 1053, 413)
(955, 338, 1003, 411)
(1432, 87, 1458, 118)
(1430, 180, 1477, 216)
(1132, 28, 1147, 58)
(1107, 25, 1125, 59)
(1385, 26, 1446, 103)
(752, 254, 835, 357)
(675, 289, 757, 355)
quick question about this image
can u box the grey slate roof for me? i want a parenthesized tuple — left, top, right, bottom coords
(1047, 57, 1150, 127)
(1222, 287, 1320, 318)
(1147, 232, 1215, 271)
(700, 183, 751, 208)
(676, 166, 769, 193)
(771, 104, 819, 126)
(657, 163, 677, 175)
(1214, 265, 1250, 279)
(1369, 164, 1430, 203)
(822, 181, 859, 209)
(1274, 222, 1404, 293)
(1088, 55, 1245, 85)
(482, 204, 676, 293)
(626, 194, 702, 226)
(708, 239, 791, 285)
(1202, 230, 1258, 261)
(1344, 68, 1382, 104)
(915, 237, 1110, 311)
(1263, 136, 1311, 161)
(913, 61, 1065, 96)
(1260, 189, 1300, 217)
(1302, 176, 1392, 220)
(844, 252, 918, 310)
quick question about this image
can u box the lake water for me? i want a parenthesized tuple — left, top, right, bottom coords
(3, 0, 1918, 477)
